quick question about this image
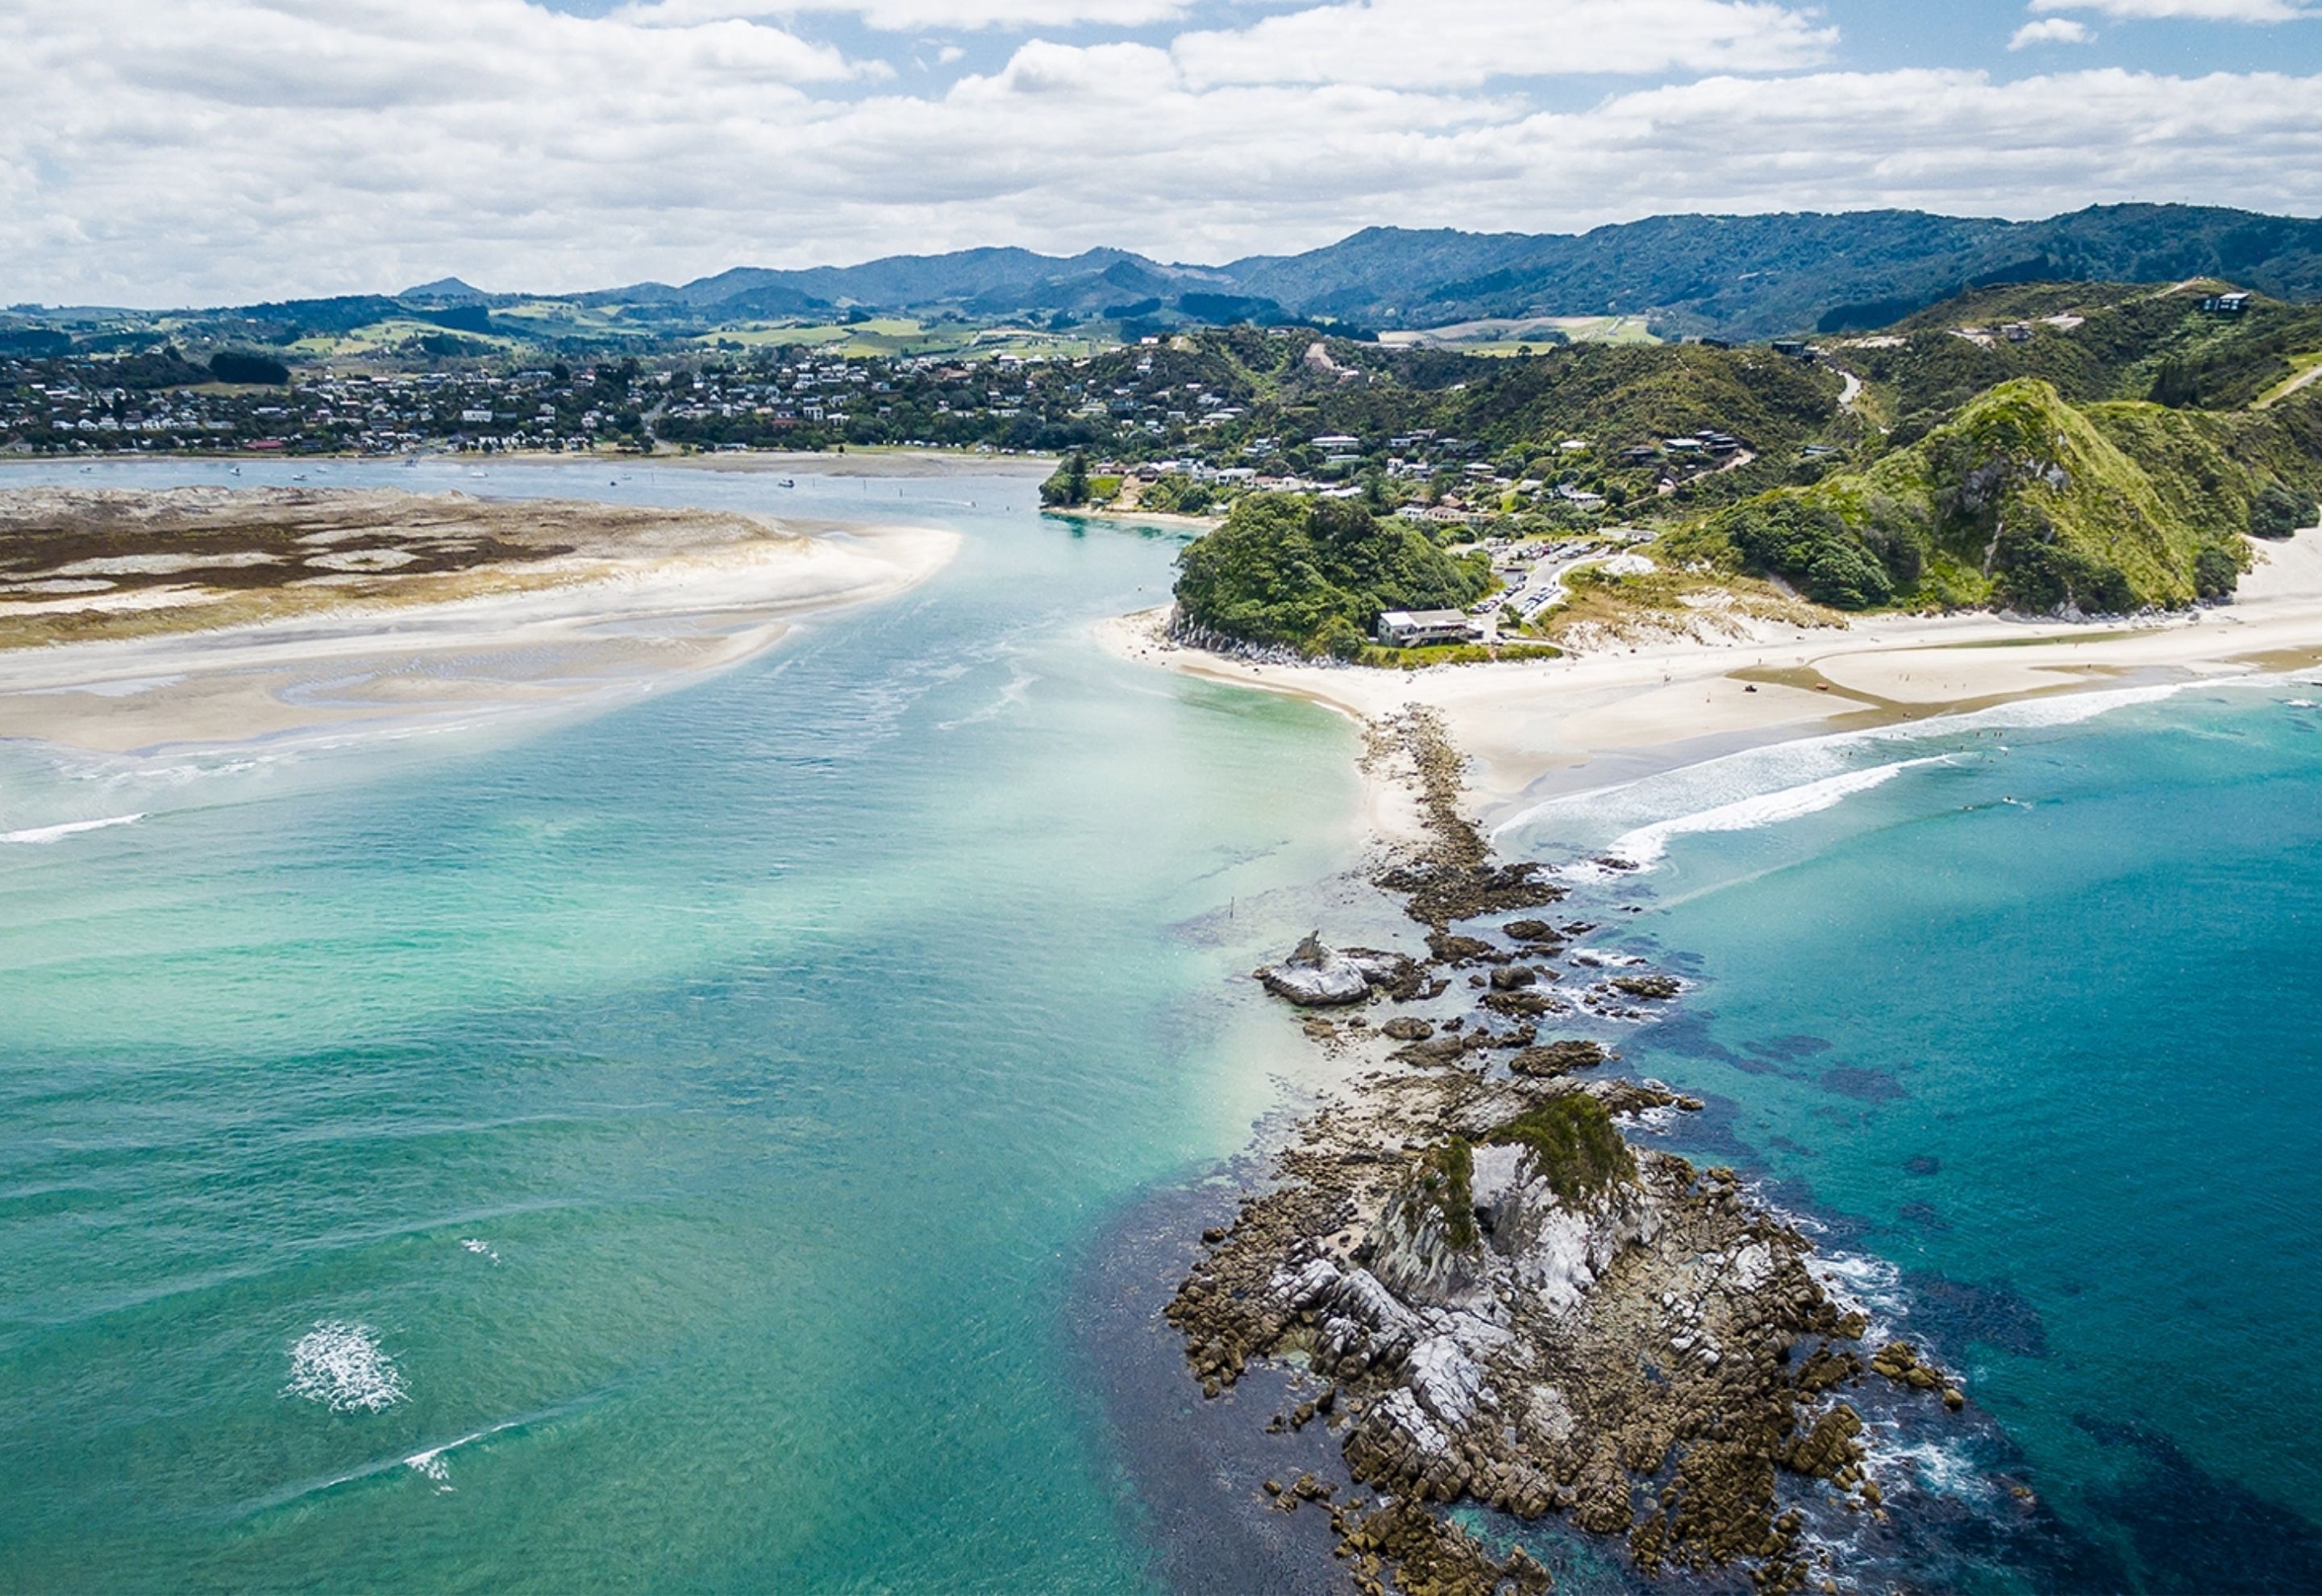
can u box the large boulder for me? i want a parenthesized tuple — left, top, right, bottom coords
(1256, 932, 1371, 1007)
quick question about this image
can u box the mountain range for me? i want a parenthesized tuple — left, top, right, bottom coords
(19, 203, 2322, 345)
(440, 203, 2322, 339)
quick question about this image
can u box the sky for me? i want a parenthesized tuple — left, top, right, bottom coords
(4, 0, 2320, 307)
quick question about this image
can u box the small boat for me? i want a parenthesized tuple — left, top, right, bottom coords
(777, 478, 796, 488)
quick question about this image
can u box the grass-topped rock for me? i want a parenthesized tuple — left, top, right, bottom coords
(1487, 1093, 1637, 1203)
(1173, 493, 1492, 658)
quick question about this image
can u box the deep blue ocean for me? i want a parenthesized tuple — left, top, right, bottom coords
(2, 457, 2319, 1592)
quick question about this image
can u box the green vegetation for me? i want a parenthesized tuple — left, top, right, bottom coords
(1135, 473, 1215, 516)
(1413, 1138, 1479, 1252)
(2253, 479, 2320, 539)
(1352, 641, 1563, 668)
(208, 350, 289, 386)
(1486, 1095, 1637, 1203)
(1040, 452, 1091, 507)
(1673, 378, 2314, 613)
(1173, 494, 1493, 658)
(1853, 282, 2322, 438)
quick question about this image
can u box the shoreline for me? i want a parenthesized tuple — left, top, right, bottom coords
(1101, 526, 2322, 842)
(1047, 504, 1225, 533)
(0, 493, 960, 754)
(1104, 533, 2322, 1593)
(0, 446, 1057, 480)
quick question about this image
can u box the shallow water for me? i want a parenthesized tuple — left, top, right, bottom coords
(0, 457, 1374, 1592)
(6, 456, 2321, 1593)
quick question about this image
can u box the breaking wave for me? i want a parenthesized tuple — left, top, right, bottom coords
(1603, 759, 1941, 865)
(282, 1321, 407, 1414)
(1, 813, 145, 845)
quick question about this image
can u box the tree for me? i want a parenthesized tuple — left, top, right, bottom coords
(1174, 493, 1493, 657)
(209, 350, 290, 386)
(1040, 451, 1092, 507)
(2251, 480, 2318, 539)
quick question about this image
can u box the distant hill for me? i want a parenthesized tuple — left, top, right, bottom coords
(23, 202, 2322, 347)
(531, 203, 2322, 339)
(399, 277, 490, 305)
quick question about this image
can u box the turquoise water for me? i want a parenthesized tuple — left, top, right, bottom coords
(8, 458, 2322, 1593)
(0, 459, 1374, 1592)
(1505, 684, 2322, 1590)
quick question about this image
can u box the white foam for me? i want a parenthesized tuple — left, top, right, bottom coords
(283, 1321, 408, 1414)
(460, 1238, 500, 1264)
(1805, 1249, 1909, 1326)
(1570, 948, 1648, 968)
(1605, 759, 1940, 866)
(1927, 678, 2195, 734)
(1497, 675, 2219, 861)
(0, 813, 145, 845)
(406, 1442, 460, 1487)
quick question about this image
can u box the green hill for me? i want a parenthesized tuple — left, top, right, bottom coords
(1173, 495, 1492, 656)
(1675, 379, 2320, 614)
(1845, 281, 2322, 438)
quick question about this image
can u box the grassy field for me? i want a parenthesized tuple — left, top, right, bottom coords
(1379, 315, 1663, 355)
(693, 318, 1112, 361)
(283, 318, 522, 358)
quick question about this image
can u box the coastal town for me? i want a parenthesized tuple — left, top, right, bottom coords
(0, 327, 1823, 526)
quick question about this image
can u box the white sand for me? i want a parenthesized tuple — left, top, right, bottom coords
(0, 522, 959, 753)
(1102, 528, 2322, 842)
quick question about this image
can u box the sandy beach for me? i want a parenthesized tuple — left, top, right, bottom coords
(1103, 527, 2322, 842)
(0, 505, 959, 753)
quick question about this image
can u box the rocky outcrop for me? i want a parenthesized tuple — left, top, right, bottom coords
(1171, 704, 1964, 1594)
(1256, 934, 1425, 1007)
(1508, 1039, 1608, 1076)
(1256, 933, 1372, 1006)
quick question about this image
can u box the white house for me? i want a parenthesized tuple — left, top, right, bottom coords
(1376, 609, 1482, 647)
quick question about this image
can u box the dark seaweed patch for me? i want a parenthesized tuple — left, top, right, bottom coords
(1900, 1270, 2049, 1358)
(2076, 1415, 2322, 1594)
(1817, 1064, 1907, 1103)
(1897, 1200, 1950, 1233)
(1743, 1035, 1834, 1063)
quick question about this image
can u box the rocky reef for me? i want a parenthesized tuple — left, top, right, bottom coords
(1259, 933, 1425, 1008)
(1168, 707, 1964, 1594)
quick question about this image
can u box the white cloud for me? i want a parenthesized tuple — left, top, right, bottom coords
(621, 0, 1196, 27)
(2031, 0, 2312, 20)
(1172, 0, 1840, 89)
(7, 4, 2322, 307)
(2010, 18, 2098, 45)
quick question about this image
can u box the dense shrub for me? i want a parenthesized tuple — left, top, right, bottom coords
(1174, 494, 1492, 657)
(1716, 497, 1895, 608)
(208, 350, 290, 385)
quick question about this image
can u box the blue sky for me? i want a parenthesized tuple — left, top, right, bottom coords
(525, 0, 2322, 87)
(5, 0, 2319, 305)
